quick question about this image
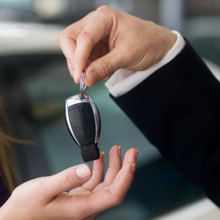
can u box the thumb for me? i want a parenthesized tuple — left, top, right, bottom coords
(43, 164, 92, 200)
(85, 47, 128, 86)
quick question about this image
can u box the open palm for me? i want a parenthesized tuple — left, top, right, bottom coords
(1, 145, 138, 220)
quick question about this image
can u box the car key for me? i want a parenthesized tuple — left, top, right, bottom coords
(65, 72, 101, 162)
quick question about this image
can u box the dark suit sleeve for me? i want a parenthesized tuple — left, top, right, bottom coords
(111, 41, 220, 206)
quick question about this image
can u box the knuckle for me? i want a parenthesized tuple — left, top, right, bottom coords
(59, 175, 72, 188)
(96, 5, 112, 14)
(77, 31, 88, 41)
(57, 31, 64, 45)
(98, 59, 113, 78)
(77, 31, 95, 45)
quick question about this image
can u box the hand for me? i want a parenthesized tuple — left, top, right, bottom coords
(57, 5, 176, 86)
(0, 145, 138, 220)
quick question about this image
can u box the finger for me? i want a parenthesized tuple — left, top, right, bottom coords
(57, 32, 76, 68)
(87, 148, 138, 213)
(57, 12, 94, 82)
(92, 145, 122, 193)
(69, 186, 91, 196)
(73, 8, 115, 83)
(83, 152, 105, 191)
(103, 145, 122, 184)
(67, 59, 74, 78)
(89, 41, 109, 62)
(123, 148, 139, 166)
(57, 12, 93, 57)
(114, 148, 139, 183)
(85, 46, 129, 86)
(42, 164, 92, 201)
(108, 148, 138, 202)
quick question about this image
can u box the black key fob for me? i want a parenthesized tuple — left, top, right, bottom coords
(65, 73, 101, 162)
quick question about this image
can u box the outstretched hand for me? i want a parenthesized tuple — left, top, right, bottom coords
(0, 145, 138, 220)
(57, 5, 176, 86)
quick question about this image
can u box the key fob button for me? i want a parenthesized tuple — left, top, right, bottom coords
(68, 103, 95, 146)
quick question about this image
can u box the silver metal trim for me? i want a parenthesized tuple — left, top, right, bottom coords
(66, 94, 90, 107)
(80, 72, 87, 98)
(89, 96, 100, 144)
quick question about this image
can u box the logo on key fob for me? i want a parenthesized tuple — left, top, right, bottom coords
(65, 72, 101, 162)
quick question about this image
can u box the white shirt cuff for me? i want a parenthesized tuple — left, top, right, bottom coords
(105, 31, 186, 97)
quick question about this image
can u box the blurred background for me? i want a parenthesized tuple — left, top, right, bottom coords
(1, 0, 220, 219)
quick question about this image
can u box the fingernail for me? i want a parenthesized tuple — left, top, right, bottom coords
(101, 151, 105, 159)
(132, 164, 136, 174)
(136, 149, 139, 160)
(118, 145, 121, 156)
(76, 165, 91, 179)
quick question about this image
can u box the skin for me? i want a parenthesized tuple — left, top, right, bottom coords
(57, 5, 177, 87)
(0, 145, 138, 220)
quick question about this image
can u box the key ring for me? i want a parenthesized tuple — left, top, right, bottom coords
(80, 72, 87, 98)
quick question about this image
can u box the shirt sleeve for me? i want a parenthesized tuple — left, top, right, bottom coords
(105, 31, 186, 97)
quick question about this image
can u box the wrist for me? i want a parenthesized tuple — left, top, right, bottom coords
(157, 27, 177, 64)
